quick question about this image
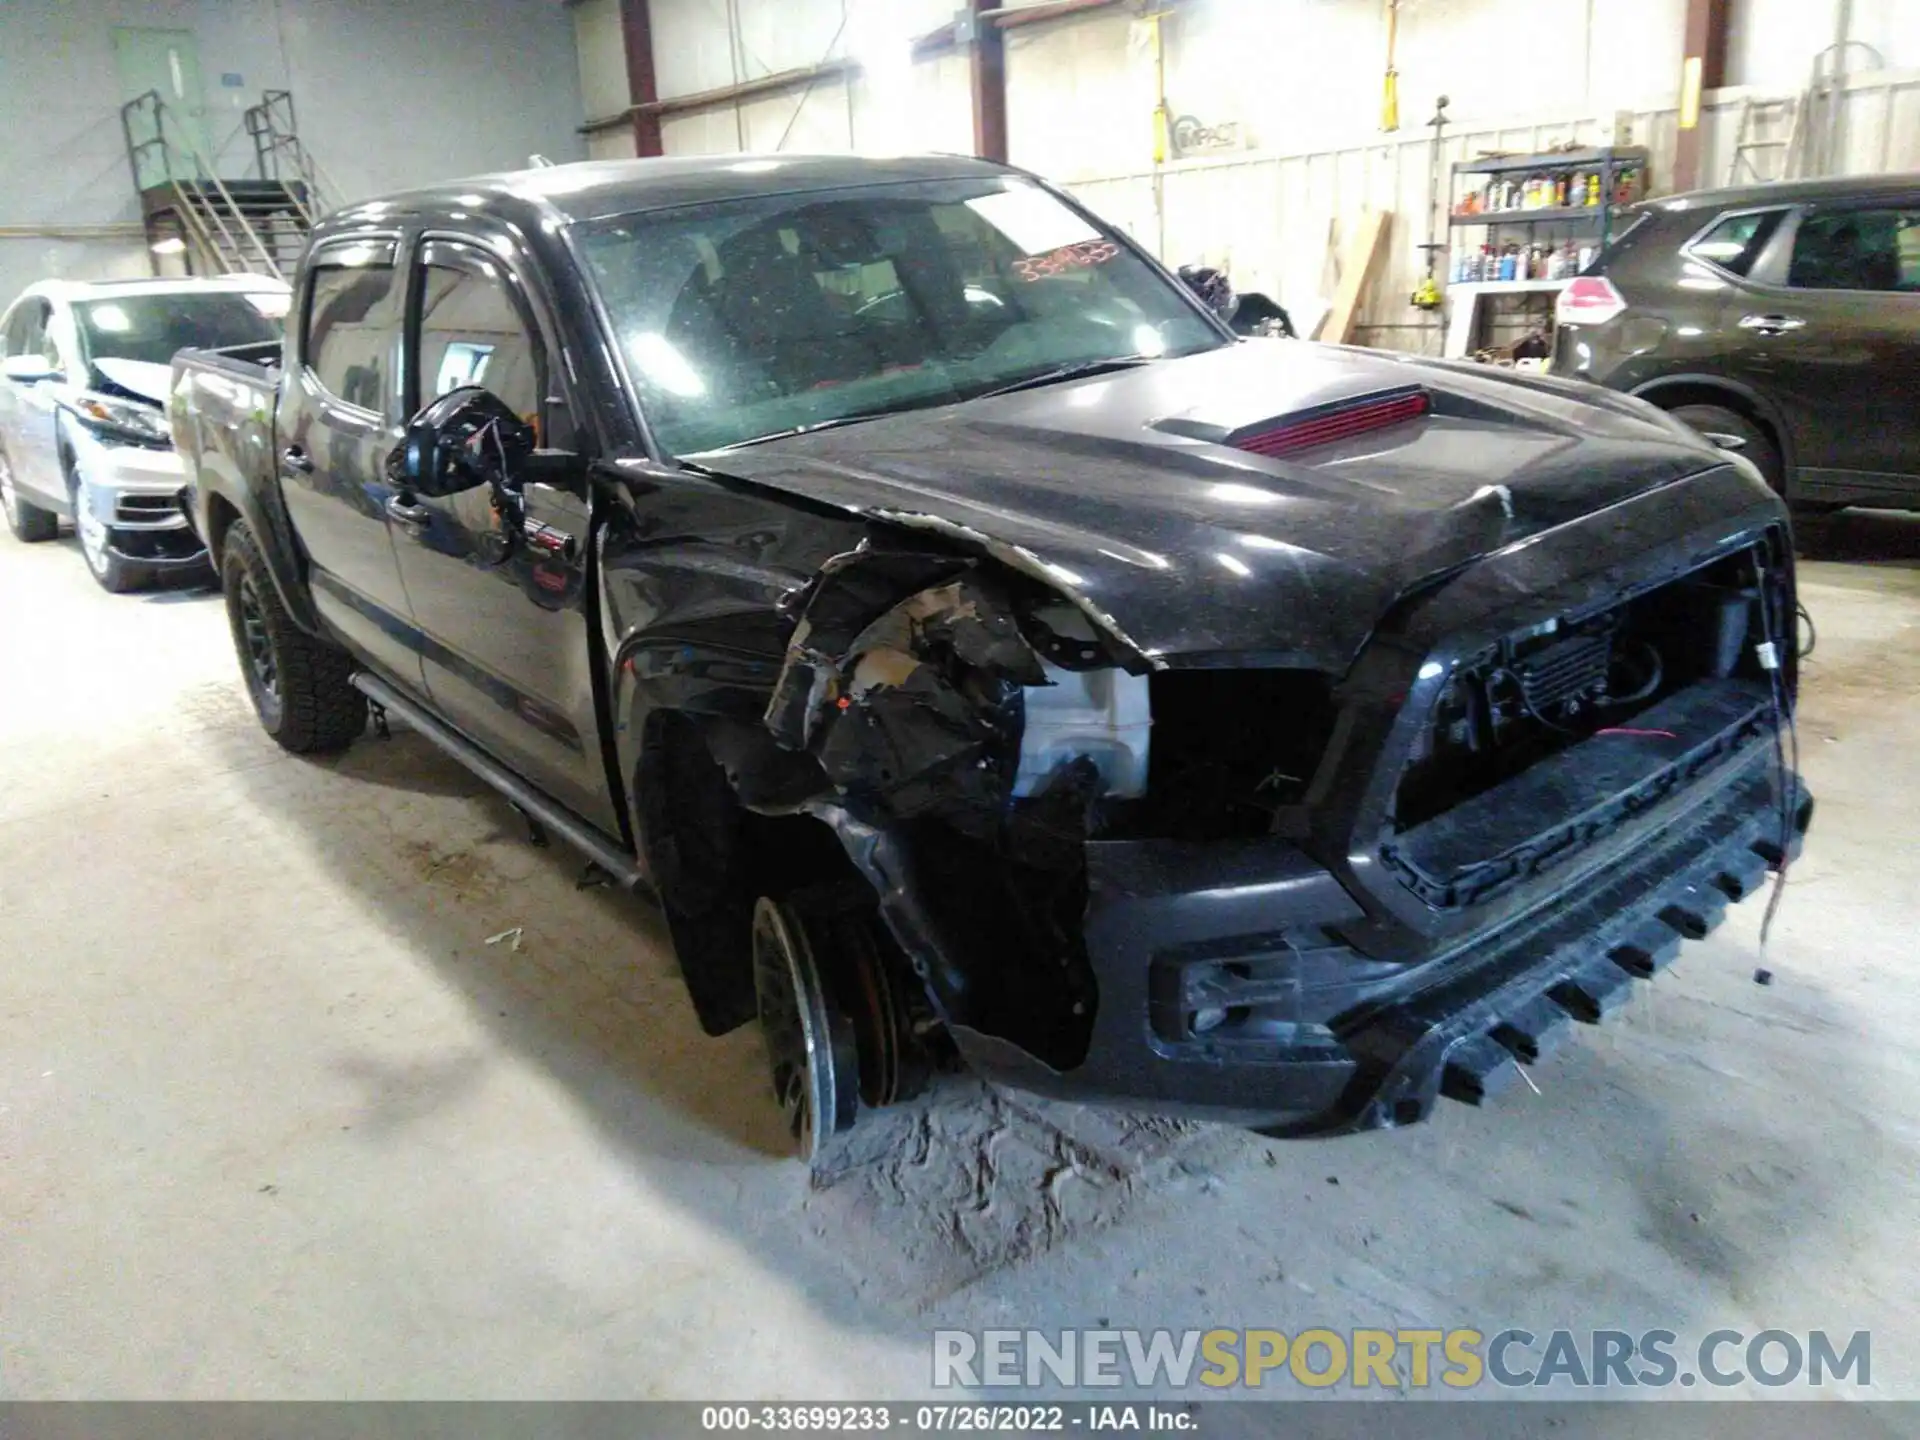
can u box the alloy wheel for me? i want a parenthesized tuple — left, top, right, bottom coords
(237, 575, 279, 701)
(752, 896, 858, 1164)
(75, 491, 112, 577)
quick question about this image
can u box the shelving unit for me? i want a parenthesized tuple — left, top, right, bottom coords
(1443, 145, 1649, 359)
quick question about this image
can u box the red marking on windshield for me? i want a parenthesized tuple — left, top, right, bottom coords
(1014, 240, 1120, 283)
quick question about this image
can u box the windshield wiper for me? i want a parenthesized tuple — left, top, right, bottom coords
(723, 392, 962, 451)
(970, 355, 1154, 400)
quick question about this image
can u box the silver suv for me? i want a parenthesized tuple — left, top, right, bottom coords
(0, 276, 288, 591)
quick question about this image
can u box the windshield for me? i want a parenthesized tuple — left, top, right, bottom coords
(576, 177, 1224, 454)
(75, 292, 284, 368)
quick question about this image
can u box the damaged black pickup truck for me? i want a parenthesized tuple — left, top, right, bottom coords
(172, 155, 1811, 1162)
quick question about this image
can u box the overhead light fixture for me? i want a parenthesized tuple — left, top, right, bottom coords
(151, 237, 187, 255)
(849, 0, 913, 82)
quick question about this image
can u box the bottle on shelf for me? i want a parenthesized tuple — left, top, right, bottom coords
(1586, 173, 1601, 206)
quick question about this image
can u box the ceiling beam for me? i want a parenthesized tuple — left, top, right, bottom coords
(581, 0, 1125, 138)
(1671, 0, 1730, 191)
(983, 0, 1125, 28)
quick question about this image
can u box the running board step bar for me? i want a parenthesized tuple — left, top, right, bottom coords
(349, 671, 648, 894)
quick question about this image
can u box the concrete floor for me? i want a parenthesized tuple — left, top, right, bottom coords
(2, 513, 1917, 1402)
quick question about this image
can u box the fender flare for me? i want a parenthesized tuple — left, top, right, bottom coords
(1628, 372, 1799, 483)
(199, 467, 324, 635)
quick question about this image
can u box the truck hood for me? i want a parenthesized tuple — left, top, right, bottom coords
(693, 341, 1725, 672)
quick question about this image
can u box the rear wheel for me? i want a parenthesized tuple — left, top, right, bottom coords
(221, 521, 366, 753)
(0, 449, 58, 543)
(1667, 403, 1838, 514)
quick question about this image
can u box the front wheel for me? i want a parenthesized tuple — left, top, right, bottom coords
(73, 480, 142, 593)
(753, 895, 861, 1167)
(221, 521, 366, 753)
(0, 449, 58, 543)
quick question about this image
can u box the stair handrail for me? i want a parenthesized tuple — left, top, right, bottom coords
(244, 89, 338, 222)
(120, 90, 238, 274)
(120, 88, 285, 279)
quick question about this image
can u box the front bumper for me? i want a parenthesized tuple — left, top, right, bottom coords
(955, 743, 1808, 1134)
(72, 438, 208, 569)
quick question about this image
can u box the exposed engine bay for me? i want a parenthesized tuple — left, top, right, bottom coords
(1396, 556, 1767, 832)
(637, 492, 1803, 1160)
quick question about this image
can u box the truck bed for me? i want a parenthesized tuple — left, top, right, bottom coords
(170, 343, 285, 556)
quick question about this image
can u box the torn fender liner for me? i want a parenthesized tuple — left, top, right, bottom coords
(766, 550, 1048, 830)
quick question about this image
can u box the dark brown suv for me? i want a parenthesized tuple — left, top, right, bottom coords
(1551, 173, 1920, 513)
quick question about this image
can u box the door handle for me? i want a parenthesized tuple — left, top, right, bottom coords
(1738, 313, 1807, 335)
(281, 445, 314, 474)
(385, 494, 432, 528)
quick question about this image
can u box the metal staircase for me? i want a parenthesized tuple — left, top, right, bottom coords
(120, 88, 334, 282)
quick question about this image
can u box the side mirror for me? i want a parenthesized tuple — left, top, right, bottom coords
(385, 386, 536, 498)
(2, 354, 60, 385)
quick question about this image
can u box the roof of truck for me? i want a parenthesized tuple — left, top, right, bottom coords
(318, 153, 1020, 234)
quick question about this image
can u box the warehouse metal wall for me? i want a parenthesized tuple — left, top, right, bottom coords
(0, 0, 585, 300)
(604, 0, 1920, 356)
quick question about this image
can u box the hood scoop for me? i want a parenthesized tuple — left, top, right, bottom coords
(1155, 384, 1431, 459)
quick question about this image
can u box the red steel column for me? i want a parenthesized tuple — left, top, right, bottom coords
(1671, 0, 1730, 192)
(621, 0, 664, 157)
(970, 0, 1009, 162)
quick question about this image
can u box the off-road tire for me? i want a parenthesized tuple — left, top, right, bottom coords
(222, 521, 365, 753)
(0, 447, 58, 543)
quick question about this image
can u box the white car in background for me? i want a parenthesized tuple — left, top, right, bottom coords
(0, 276, 289, 592)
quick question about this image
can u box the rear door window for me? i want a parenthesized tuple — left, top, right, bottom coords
(1788, 207, 1920, 292)
(304, 248, 401, 414)
(1686, 209, 1788, 277)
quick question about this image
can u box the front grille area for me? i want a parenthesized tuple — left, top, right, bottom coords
(1386, 540, 1786, 910)
(114, 491, 184, 525)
